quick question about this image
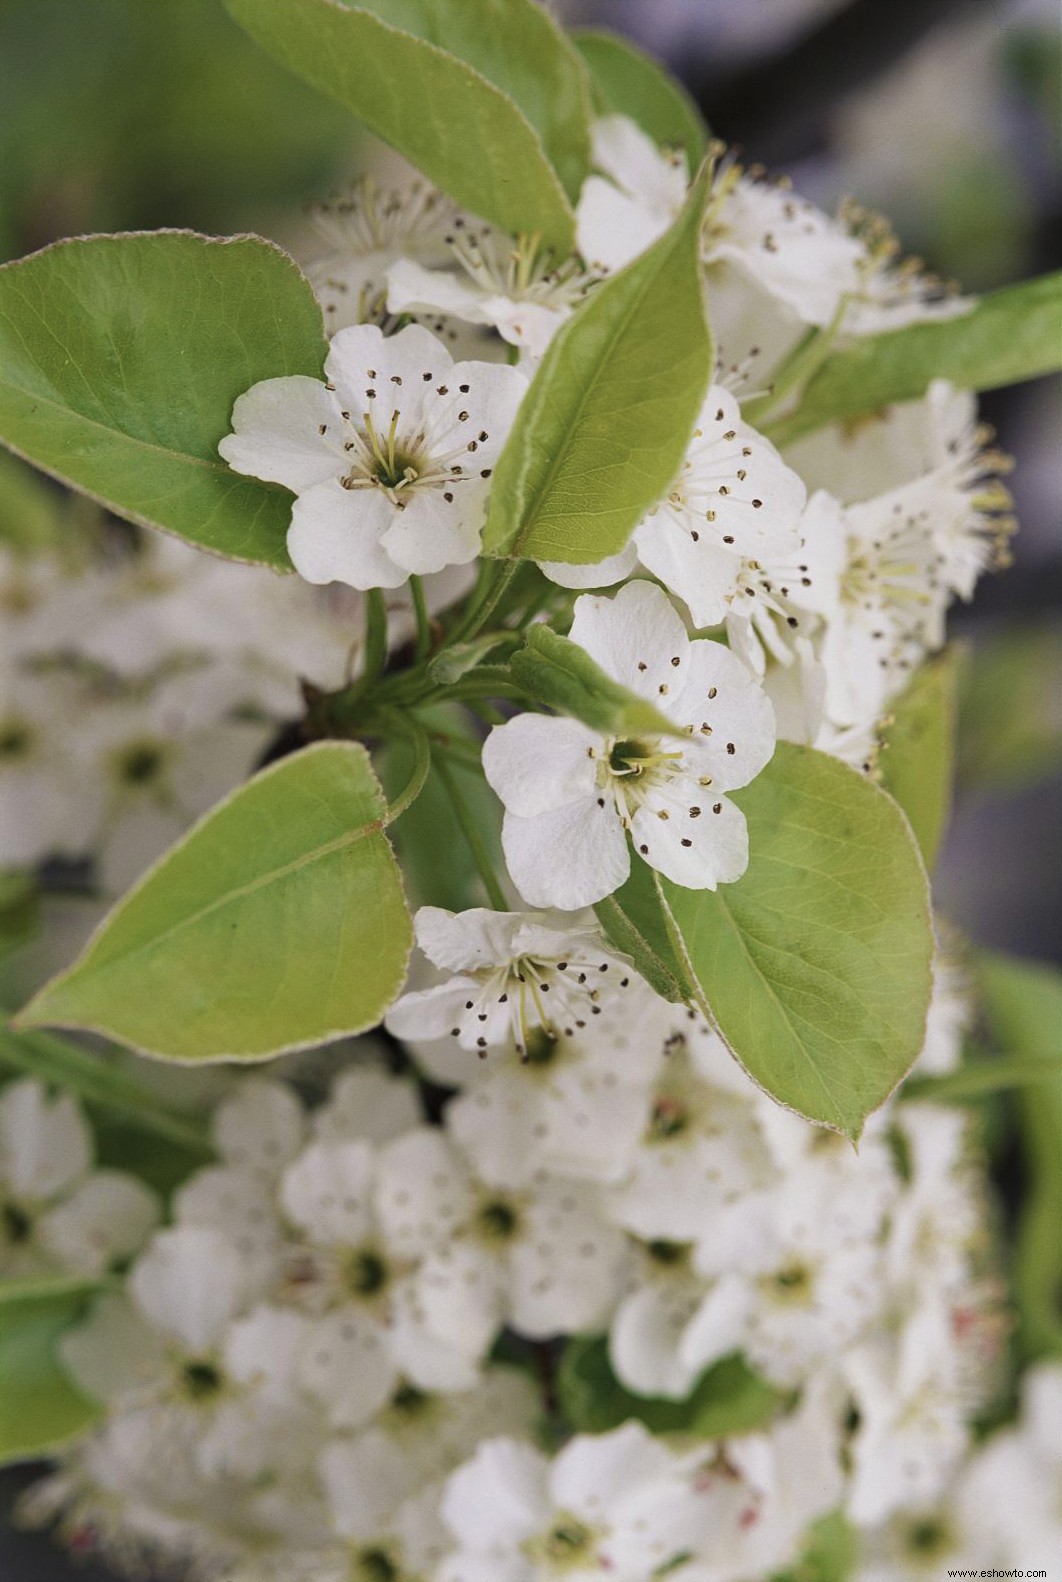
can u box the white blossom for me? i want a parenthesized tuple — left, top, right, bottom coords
(387, 905, 646, 1058)
(483, 581, 776, 910)
(219, 322, 527, 590)
(0, 1079, 157, 1281)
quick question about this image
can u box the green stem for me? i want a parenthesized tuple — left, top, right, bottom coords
(409, 576, 432, 662)
(363, 587, 389, 685)
(382, 717, 432, 825)
(746, 298, 847, 432)
(0, 1025, 213, 1156)
(446, 561, 519, 650)
(434, 753, 508, 910)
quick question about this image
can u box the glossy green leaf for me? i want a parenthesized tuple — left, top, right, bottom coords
(558, 1336, 783, 1438)
(16, 743, 413, 1062)
(774, 272, 1062, 444)
(0, 1025, 212, 1155)
(878, 648, 960, 869)
(662, 743, 934, 1137)
(224, 0, 578, 250)
(0, 1278, 102, 1463)
(510, 625, 680, 740)
(482, 163, 713, 562)
(595, 858, 698, 1006)
(978, 951, 1062, 1361)
(0, 232, 326, 567)
(573, 28, 707, 170)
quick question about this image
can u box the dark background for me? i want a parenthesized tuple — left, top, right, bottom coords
(0, 0, 1059, 1574)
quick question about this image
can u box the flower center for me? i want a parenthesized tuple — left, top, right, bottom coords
(449, 227, 588, 311)
(116, 741, 166, 786)
(763, 1259, 814, 1305)
(180, 1359, 223, 1401)
(1, 1198, 32, 1245)
(526, 1514, 599, 1572)
(351, 1545, 401, 1582)
(646, 1239, 689, 1268)
(904, 1517, 953, 1559)
(342, 1246, 390, 1300)
(477, 1196, 520, 1243)
(648, 1095, 690, 1142)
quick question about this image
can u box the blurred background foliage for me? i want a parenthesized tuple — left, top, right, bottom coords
(0, 1, 1059, 1574)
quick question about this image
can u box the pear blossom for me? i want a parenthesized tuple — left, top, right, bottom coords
(576, 114, 689, 274)
(375, 1126, 629, 1358)
(388, 218, 593, 361)
(0, 1079, 158, 1281)
(302, 173, 457, 332)
(483, 581, 776, 910)
(437, 1422, 713, 1582)
(386, 905, 646, 1058)
(219, 322, 527, 590)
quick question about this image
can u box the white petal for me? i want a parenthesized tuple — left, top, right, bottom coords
(414, 906, 523, 971)
(609, 1281, 705, 1399)
(174, 1164, 284, 1297)
(388, 1278, 484, 1393)
(591, 115, 687, 210)
(437, 358, 529, 466)
(507, 1187, 628, 1337)
(313, 1066, 421, 1145)
(382, 482, 484, 575)
(551, 1420, 675, 1517)
(0, 1079, 91, 1199)
(218, 376, 344, 490)
(631, 790, 749, 890)
(59, 1292, 166, 1404)
(482, 714, 599, 817)
(280, 1140, 375, 1247)
(538, 541, 638, 589)
(635, 511, 738, 629)
(413, 1241, 505, 1360)
(441, 1436, 550, 1548)
(446, 1073, 546, 1190)
(223, 1304, 309, 1400)
(501, 797, 630, 910)
(319, 1430, 413, 1541)
(130, 1225, 250, 1353)
(38, 1171, 159, 1277)
(299, 1310, 396, 1428)
(325, 321, 452, 418)
(213, 1079, 305, 1177)
(374, 1128, 476, 1260)
(386, 258, 492, 326)
(671, 637, 777, 789)
(287, 478, 407, 591)
(678, 1274, 755, 1375)
(385, 976, 498, 1046)
(568, 579, 690, 699)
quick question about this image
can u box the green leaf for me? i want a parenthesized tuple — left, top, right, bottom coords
(0, 1025, 212, 1155)
(482, 162, 713, 562)
(773, 273, 1062, 444)
(558, 1335, 783, 1437)
(15, 743, 413, 1063)
(0, 1277, 102, 1463)
(977, 951, 1062, 1362)
(773, 1512, 857, 1582)
(661, 743, 934, 1138)
(878, 649, 960, 869)
(957, 622, 1062, 798)
(573, 28, 707, 170)
(510, 625, 680, 739)
(224, 0, 579, 251)
(0, 231, 326, 567)
(595, 860, 697, 1006)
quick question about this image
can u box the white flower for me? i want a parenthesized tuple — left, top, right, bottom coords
(311, 1064, 422, 1145)
(444, 995, 672, 1189)
(279, 1135, 480, 1426)
(483, 581, 776, 909)
(211, 1078, 307, 1181)
(219, 322, 527, 590)
(955, 1363, 1062, 1567)
(845, 1300, 971, 1526)
(437, 1422, 712, 1582)
(388, 219, 592, 361)
(632, 385, 807, 628)
(0, 670, 100, 867)
(386, 905, 645, 1058)
(318, 1431, 451, 1579)
(303, 174, 457, 332)
(0, 1079, 158, 1281)
(375, 1126, 629, 1357)
(576, 115, 688, 274)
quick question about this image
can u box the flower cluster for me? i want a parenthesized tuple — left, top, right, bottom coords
(17, 923, 1047, 1582)
(0, 529, 469, 898)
